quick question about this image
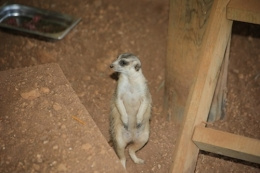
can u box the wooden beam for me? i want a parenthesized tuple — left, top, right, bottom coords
(164, 0, 213, 122)
(193, 126, 260, 164)
(208, 36, 230, 122)
(170, 0, 233, 172)
(227, 0, 260, 24)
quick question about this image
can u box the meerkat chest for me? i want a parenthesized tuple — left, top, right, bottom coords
(122, 86, 142, 105)
(119, 82, 144, 107)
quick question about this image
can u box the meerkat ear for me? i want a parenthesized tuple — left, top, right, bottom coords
(135, 63, 141, 71)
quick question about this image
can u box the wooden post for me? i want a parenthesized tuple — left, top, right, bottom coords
(170, 0, 233, 172)
(165, 0, 213, 122)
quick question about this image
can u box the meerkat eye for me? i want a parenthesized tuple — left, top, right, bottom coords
(119, 60, 129, 66)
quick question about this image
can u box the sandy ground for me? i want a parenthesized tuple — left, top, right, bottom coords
(0, 64, 126, 173)
(0, 0, 259, 172)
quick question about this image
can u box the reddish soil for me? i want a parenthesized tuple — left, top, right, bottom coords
(0, 0, 259, 172)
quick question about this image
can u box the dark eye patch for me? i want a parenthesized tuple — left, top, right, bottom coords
(119, 60, 129, 66)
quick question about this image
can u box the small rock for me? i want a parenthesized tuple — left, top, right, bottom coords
(53, 103, 62, 111)
(57, 163, 67, 171)
(25, 40, 35, 49)
(17, 162, 24, 169)
(20, 89, 41, 100)
(37, 50, 57, 63)
(83, 75, 91, 81)
(238, 74, 244, 79)
(40, 87, 50, 94)
(53, 145, 59, 150)
(32, 164, 40, 171)
(36, 154, 43, 163)
(81, 143, 92, 150)
(50, 161, 57, 166)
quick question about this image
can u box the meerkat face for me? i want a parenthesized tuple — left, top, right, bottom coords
(110, 53, 142, 74)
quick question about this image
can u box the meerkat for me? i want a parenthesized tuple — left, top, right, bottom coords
(109, 53, 152, 168)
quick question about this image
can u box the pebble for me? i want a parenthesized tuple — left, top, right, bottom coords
(40, 87, 50, 94)
(238, 74, 244, 79)
(61, 124, 66, 129)
(33, 163, 40, 171)
(83, 75, 91, 81)
(53, 103, 62, 111)
(20, 89, 41, 100)
(82, 143, 92, 150)
(25, 40, 35, 49)
(57, 163, 67, 171)
(50, 161, 57, 166)
(53, 145, 59, 150)
(36, 154, 43, 163)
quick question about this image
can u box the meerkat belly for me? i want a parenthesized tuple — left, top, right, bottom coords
(122, 92, 141, 128)
(122, 92, 140, 114)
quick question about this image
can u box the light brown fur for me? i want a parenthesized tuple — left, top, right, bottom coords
(109, 53, 152, 168)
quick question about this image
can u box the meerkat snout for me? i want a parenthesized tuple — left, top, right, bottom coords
(109, 53, 152, 168)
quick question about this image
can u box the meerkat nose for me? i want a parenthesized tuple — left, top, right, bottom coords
(110, 64, 114, 68)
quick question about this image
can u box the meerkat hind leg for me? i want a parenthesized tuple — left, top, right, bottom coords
(115, 138, 127, 168)
(128, 135, 148, 164)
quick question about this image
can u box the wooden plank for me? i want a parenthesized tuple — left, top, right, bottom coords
(170, 0, 233, 172)
(164, 0, 213, 122)
(227, 0, 260, 24)
(193, 126, 260, 164)
(208, 36, 230, 122)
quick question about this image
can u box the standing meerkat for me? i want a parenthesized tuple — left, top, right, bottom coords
(109, 53, 152, 168)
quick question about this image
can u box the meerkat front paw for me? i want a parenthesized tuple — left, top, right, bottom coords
(136, 123, 142, 128)
(123, 123, 128, 130)
(121, 116, 128, 129)
(136, 117, 142, 125)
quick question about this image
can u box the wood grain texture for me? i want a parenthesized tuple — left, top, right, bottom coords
(170, 0, 233, 172)
(165, 0, 213, 122)
(208, 36, 230, 122)
(227, 0, 260, 24)
(193, 126, 260, 164)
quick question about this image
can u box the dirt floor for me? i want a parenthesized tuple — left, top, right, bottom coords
(0, 64, 126, 173)
(0, 0, 259, 172)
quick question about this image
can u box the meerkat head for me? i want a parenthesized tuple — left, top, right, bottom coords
(110, 53, 142, 75)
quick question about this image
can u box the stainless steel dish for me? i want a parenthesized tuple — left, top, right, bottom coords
(0, 3, 81, 40)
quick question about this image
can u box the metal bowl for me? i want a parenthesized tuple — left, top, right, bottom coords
(0, 3, 81, 40)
